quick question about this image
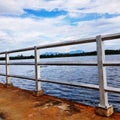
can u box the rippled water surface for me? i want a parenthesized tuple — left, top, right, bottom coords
(0, 55, 120, 111)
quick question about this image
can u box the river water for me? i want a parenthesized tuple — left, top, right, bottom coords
(0, 55, 120, 111)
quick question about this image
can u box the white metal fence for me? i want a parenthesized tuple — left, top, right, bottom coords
(0, 33, 120, 109)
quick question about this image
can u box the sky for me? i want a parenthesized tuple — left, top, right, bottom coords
(0, 0, 120, 54)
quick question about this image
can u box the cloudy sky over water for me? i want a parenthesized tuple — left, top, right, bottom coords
(0, 0, 120, 53)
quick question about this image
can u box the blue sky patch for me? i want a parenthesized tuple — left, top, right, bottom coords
(65, 13, 120, 26)
(24, 9, 67, 17)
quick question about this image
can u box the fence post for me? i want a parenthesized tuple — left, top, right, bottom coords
(34, 46, 43, 96)
(5, 52, 12, 87)
(95, 35, 113, 117)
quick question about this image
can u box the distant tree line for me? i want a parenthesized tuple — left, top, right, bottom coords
(40, 49, 120, 58)
(0, 49, 120, 60)
(0, 55, 34, 61)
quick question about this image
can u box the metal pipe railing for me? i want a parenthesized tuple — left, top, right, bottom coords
(0, 32, 120, 111)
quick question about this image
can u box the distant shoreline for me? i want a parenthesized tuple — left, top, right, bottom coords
(0, 49, 119, 60)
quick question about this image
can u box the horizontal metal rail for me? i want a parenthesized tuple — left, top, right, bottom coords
(39, 62, 97, 66)
(0, 61, 120, 66)
(102, 32, 120, 40)
(104, 61, 120, 66)
(0, 73, 99, 90)
(105, 87, 120, 94)
(39, 62, 120, 66)
(0, 62, 35, 65)
(0, 62, 97, 66)
(0, 73, 35, 81)
(0, 32, 119, 55)
(1, 73, 120, 94)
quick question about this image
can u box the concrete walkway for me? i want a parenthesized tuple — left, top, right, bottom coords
(0, 83, 120, 120)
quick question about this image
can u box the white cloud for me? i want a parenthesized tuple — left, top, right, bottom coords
(0, 0, 24, 15)
(0, 0, 120, 16)
(0, 15, 120, 52)
(0, 0, 120, 52)
(85, 0, 120, 14)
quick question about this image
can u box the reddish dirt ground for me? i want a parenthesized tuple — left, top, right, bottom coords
(0, 83, 120, 120)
